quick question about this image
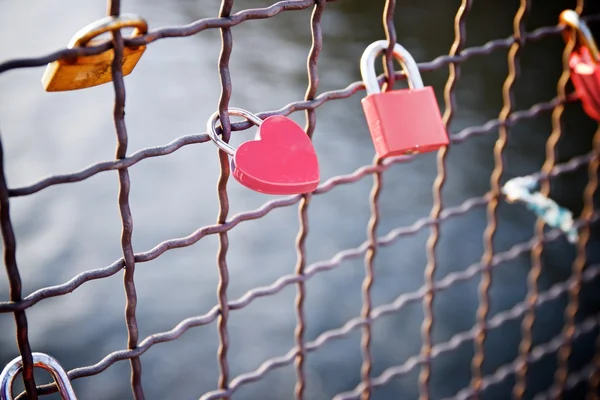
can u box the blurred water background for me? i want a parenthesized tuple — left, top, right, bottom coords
(1, 0, 600, 399)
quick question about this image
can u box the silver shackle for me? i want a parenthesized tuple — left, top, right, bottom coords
(360, 40, 424, 94)
(1, 353, 77, 400)
(207, 107, 264, 156)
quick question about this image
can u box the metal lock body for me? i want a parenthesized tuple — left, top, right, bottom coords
(42, 14, 148, 92)
(560, 10, 600, 121)
(1, 352, 77, 399)
(207, 108, 320, 195)
(360, 40, 449, 158)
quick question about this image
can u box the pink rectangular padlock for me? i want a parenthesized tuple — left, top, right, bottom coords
(360, 40, 449, 159)
(560, 10, 600, 121)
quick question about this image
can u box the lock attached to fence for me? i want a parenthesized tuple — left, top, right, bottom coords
(42, 14, 148, 92)
(1, 352, 77, 400)
(560, 10, 600, 121)
(359, 40, 449, 159)
(207, 108, 320, 195)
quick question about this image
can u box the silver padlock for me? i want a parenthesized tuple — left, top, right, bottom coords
(1, 352, 77, 400)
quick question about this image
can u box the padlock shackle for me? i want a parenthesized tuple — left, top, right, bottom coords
(559, 10, 600, 63)
(1, 352, 77, 400)
(68, 14, 148, 49)
(360, 40, 424, 95)
(207, 108, 264, 155)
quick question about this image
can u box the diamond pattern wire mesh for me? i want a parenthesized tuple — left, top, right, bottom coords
(0, 0, 600, 399)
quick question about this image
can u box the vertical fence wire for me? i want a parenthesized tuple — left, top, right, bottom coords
(552, 5, 597, 397)
(215, 0, 235, 396)
(358, 2, 396, 398)
(539, 2, 584, 397)
(381, 0, 397, 93)
(590, 328, 600, 400)
(553, 5, 597, 396)
(508, 1, 549, 399)
(580, 125, 600, 400)
(360, 153, 382, 400)
(0, 134, 37, 399)
(294, 1, 326, 398)
(293, 182, 309, 399)
(107, 1, 144, 398)
(418, 1, 471, 399)
(472, 1, 530, 397)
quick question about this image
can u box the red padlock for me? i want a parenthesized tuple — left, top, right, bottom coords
(560, 10, 600, 121)
(207, 108, 320, 195)
(360, 40, 449, 159)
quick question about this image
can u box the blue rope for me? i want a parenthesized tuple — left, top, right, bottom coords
(502, 176, 578, 243)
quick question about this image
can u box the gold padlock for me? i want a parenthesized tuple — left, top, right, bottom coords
(42, 14, 148, 92)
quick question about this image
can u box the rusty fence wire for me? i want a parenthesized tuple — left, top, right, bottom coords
(1, 0, 600, 399)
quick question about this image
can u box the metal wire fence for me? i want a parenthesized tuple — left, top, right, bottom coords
(0, 0, 600, 399)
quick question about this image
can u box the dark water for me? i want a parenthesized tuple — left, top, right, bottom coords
(1, 0, 599, 399)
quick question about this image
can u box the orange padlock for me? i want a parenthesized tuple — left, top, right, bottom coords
(360, 40, 449, 158)
(560, 10, 600, 121)
(41, 14, 148, 92)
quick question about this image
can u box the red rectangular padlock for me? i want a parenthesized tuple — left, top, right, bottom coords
(360, 40, 449, 159)
(561, 10, 600, 121)
(569, 47, 600, 121)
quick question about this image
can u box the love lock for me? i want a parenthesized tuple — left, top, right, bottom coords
(0, 352, 77, 400)
(42, 14, 148, 92)
(360, 40, 449, 158)
(560, 10, 600, 121)
(207, 108, 320, 195)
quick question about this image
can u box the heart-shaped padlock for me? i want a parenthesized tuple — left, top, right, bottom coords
(207, 108, 320, 195)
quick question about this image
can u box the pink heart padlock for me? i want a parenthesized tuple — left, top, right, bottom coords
(207, 108, 320, 195)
